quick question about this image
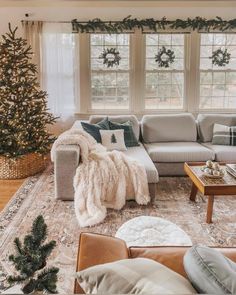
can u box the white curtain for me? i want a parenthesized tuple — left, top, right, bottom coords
(41, 23, 77, 120)
(22, 21, 43, 84)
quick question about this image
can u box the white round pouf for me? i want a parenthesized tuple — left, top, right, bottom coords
(115, 216, 192, 247)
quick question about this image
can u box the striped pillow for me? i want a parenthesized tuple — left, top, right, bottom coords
(212, 124, 236, 146)
(77, 258, 197, 294)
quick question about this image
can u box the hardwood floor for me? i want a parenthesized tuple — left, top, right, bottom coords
(0, 179, 25, 212)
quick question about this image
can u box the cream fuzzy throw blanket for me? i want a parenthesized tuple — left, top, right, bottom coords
(51, 128, 150, 227)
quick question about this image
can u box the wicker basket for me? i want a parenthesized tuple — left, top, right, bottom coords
(0, 153, 49, 179)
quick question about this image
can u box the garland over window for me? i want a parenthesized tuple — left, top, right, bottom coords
(72, 16, 236, 33)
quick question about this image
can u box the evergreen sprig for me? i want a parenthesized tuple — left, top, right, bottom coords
(0, 24, 57, 158)
(72, 15, 236, 33)
(7, 215, 59, 294)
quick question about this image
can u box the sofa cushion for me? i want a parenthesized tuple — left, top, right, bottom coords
(89, 115, 140, 141)
(202, 142, 236, 162)
(184, 245, 236, 294)
(123, 143, 159, 183)
(144, 142, 215, 163)
(197, 114, 236, 143)
(77, 257, 197, 294)
(141, 113, 197, 143)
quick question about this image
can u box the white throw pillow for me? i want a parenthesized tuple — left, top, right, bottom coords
(76, 258, 197, 294)
(100, 129, 127, 151)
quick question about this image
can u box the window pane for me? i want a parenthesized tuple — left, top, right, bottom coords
(145, 34, 185, 110)
(90, 34, 130, 110)
(199, 33, 236, 110)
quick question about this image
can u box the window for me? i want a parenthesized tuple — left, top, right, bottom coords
(41, 25, 236, 115)
(90, 34, 130, 110)
(199, 33, 236, 110)
(145, 34, 186, 110)
(42, 23, 76, 117)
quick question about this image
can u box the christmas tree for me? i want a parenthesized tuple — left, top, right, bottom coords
(8, 215, 59, 294)
(0, 24, 56, 158)
(111, 133, 117, 143)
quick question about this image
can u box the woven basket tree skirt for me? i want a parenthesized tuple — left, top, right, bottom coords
(0, 153, 49, 179)
(115, 216, 192, 247)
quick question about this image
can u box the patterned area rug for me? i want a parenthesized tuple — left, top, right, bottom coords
(0, 165, 236, 293)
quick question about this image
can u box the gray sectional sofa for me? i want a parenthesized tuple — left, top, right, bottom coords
(54, 113, 236, 200)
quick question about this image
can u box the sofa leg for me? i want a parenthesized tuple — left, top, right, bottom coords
(148, 183, 157, 201)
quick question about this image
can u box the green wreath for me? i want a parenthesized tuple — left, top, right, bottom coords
(155, 46, 175, 68)
(210, 48, 231, 67)
(99, 47, 121, 68)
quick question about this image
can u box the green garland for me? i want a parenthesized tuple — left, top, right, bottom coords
(72, 15, 236, 33)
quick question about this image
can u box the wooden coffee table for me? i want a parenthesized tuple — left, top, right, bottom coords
(184, 162, 236, 223)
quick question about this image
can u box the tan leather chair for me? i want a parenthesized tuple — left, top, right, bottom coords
(74, 232, 236, 294)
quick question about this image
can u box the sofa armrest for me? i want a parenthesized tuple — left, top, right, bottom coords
(74, 232, 129, 294)
(54, 145, 80, 200)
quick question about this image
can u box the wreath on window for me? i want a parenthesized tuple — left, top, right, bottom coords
(99, 47, 121, 68)
(210, 48, 231, 67)
(155, 46, 175, 68)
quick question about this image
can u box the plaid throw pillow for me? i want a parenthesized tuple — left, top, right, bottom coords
(212, 124, 236, 146)
(77, 258, 197, 294)
(109, 120, 139, 147)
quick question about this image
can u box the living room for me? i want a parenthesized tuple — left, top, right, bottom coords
(0, 0, 236, 294)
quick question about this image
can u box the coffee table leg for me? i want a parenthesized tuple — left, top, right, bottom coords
(190, 183, 198, 201)
(206, 195, 214, 224)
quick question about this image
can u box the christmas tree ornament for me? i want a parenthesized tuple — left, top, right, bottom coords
(210, 48, 231, 67)
(99, 47, 121, 68)
(0, 24, 57, 179)
(155, 46, 175, 68)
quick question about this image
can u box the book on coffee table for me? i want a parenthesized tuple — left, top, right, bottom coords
(226, 164, 236, 178)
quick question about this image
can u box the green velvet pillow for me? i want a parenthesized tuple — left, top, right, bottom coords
(109, 120, 139, 147)
(81, 117, 110, 142)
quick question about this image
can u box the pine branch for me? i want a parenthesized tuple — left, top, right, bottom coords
(22, 279, 37, 294)
(31, 215, 47, 245)
(13, 238, 24, 256)
(7, 275, 26, 284)
(39, 241, 56, 260)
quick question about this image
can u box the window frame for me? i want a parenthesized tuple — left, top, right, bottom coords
(198, 32, 236, 113)
(143, 32, 189, 113)
(77, 30, 236, 115)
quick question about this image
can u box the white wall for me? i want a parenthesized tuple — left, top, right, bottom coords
(0, 0, 235, 134)
(0, 1, 236, 37)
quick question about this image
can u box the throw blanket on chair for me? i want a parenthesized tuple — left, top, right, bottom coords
(51, 128, 150, 227)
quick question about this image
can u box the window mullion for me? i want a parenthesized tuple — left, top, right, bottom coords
(131, 29, 145, 114)
(187, 31, 201, 114)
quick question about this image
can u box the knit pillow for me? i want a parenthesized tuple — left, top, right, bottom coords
(81, 117, 110, 142)
(109, 120, 139, 147)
